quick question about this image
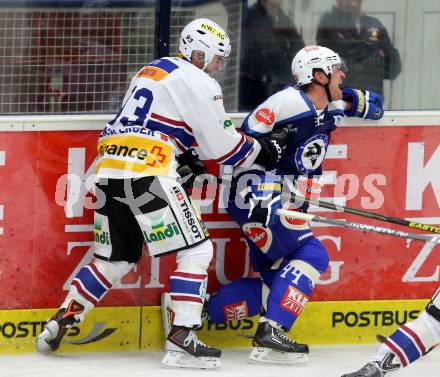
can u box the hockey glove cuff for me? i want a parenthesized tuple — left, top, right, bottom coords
(176, 148, 208, 189)
(254, 126, 289, 166)
(342, 88, 384, 120)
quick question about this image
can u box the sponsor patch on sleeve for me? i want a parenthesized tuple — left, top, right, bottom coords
(255, 108, 275, 126)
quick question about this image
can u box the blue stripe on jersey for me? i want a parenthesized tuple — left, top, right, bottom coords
(149, 58, 179, 74)
(170, 278, 202, 296)
(389, 329, 422, 363)
(76, 267, 108, 300)
(146, 119, 194, 148)
(299, 90, 316, 112)
(222, 138, 254, 166)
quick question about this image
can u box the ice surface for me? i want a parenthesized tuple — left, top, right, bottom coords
(1, 345, 438, 377)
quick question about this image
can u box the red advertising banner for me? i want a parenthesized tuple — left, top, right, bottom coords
(0, 126, 439, 310)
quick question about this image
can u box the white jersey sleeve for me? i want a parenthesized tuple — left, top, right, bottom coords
(166, 60, 261, 167)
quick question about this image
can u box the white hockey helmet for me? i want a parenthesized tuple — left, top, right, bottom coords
(179, 18, 231, 70)
(291, 45, 343, 86)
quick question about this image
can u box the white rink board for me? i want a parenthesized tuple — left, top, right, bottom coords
(1, 345, 439, 377)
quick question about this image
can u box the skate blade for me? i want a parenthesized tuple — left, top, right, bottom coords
(161, 351, 221, 369)
(248, 346, 308, 365)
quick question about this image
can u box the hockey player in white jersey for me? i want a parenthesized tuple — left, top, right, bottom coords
(35, 18, 290, 369)
(341, 287, 440, 376)
(161, 45, 384, 364)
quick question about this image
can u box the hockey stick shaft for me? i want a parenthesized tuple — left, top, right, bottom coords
(276, 209, 440, 244)
(209, 175, 440, 235)
(286, 193, 440, 235)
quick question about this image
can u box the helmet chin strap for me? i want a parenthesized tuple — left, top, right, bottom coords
(313, 73, 333, 102)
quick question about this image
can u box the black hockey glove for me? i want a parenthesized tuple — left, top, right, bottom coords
(254, 126, 289, 166)
(176, 148, 208, 190)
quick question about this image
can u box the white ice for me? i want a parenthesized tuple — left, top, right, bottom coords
(1, 345, 438, 377)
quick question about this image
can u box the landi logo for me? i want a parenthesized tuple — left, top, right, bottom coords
(143, 221, 180, 244)
(94, 218, 110, 245)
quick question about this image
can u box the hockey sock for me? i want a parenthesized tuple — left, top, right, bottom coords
(265, 260, 319, 330)
(62, 260, 133, 322)
(70, 262, 113, 306)
(207, 278, 262, 323)
(372, 310, 440, 368)
(171, 240, 213, 328)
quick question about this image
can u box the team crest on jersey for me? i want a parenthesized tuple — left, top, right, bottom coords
(295, 134, 328, 174)
(280, 286, 309, 316)
(224, 301, 249, 321)
(242, 222, 272, 253)
(255, 108, 275, 126)
(280, 203, 310, 230)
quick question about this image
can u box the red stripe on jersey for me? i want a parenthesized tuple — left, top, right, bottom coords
(384, 339, 408, 367)
(214, 133, 246, 163)
(151, 113, 193, 134)
(170, 295, 203, 304)
(89, 263, 112, 290)
(72, 280, 98, 305)
(235, 145, 255, 168)
(172, 272, 207, 280)
(170, 136, 187, 153)
(402, 325, 427, 354)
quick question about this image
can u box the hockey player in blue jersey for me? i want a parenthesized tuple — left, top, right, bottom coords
(341, 287, 440, 376)
(161, 45, 385, 364)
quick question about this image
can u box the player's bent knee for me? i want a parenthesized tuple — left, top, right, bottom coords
(94, 259, 135, 284)
(297, 238, 329, 275)
(176, 239, 214, 273)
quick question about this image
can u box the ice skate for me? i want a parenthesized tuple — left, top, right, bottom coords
(162, 325, 221, 369)
(35, 299, 84, 353)
(161, 292, 210, 351)
(249, 320, 309, 364)
(341, 361, 384, 377)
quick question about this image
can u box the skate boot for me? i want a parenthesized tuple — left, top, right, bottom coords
(341, 361, 384, 377)
(249, 320, 309, 364)
(161, 292, 210, 351)
(35, 299, 84, 353)
(162, 325, 221, 369)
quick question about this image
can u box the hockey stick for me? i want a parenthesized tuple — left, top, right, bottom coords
(285, 193, 440, 235)
(275, 209, 440, 244)
(205, 175, 440, 235)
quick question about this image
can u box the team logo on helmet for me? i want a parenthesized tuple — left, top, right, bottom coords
(242, 222, 272, 253)
(295, 134, 328, 174)
(255, 108, 275, 126)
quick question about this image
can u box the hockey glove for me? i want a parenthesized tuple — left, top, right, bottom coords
(248, 173, 282, 227)
(255, 126, 289, 166)
(342, 88, 384, 120)
(176, 148, 208, 189)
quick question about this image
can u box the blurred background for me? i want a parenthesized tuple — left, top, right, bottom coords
(0, 0, 438, 115)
